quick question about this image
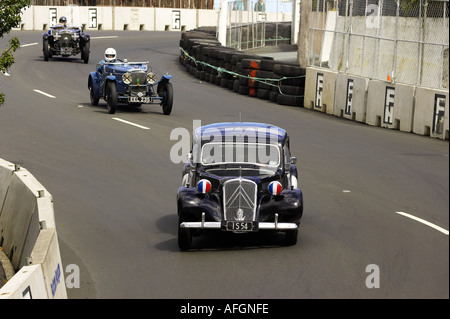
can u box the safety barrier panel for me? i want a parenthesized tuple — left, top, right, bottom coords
(334, 74, 368, 123)
(0, 159, 66, 299)
(366, 81, 415, 133)
(303, 67, 337, 115)
(17, 6, 218, 32)
(414, 88, 449, 140)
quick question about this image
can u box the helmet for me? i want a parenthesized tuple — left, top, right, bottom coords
(104, 48, 117, 62)
(59, 16, 67, 24)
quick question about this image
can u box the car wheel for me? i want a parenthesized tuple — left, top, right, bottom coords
(283, 229, 298, 246)
(161, 82, 173, 115)
(178, 221, 192, 251)
(83, 41, 90, 64)
(43, 39, 50, 61)
(106, 81, 117, 114)
(89, 78, 99, 106)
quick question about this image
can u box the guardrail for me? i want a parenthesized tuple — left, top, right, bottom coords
(0, 158, 66, 299)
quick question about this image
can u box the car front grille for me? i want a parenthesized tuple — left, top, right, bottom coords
(59, 31, 72, 46)
(131, 72, 146, 85)
(223, 178, 257, 221)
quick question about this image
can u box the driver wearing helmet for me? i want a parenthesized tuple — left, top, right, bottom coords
(59, 16, 67, 27)
(97, 48, 117, 72)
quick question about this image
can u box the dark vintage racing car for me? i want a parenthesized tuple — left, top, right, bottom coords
(88, 60, 173, 115)
(42, 24, 90, 63)
(177, 122, 303, 250)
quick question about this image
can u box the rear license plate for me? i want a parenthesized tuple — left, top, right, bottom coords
(226, 221, 255, 231)
(129, 96, 150, 103)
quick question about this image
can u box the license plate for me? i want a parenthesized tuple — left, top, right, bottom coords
(129, 96, 150, 103)
(226, 221, 255, 231)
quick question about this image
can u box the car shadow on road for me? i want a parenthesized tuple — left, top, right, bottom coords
(78, 102, 164, 115)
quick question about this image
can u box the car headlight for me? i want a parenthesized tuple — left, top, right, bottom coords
(147, 72, 157, 84)
(122, 72, 132, 84)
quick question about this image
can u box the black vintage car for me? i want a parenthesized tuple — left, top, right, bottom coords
(42, 24, 90, 63)
(177, 122, 303, 250)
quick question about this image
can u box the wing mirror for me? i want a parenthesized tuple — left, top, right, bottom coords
(290, 156, 297, 165)
(187, 152, 195, 168)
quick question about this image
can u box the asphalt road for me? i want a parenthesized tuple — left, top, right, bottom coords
(0, 31, 448, 299)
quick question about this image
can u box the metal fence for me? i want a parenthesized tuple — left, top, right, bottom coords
(223, 0, 294, 50)
(308, 0, 449, 89)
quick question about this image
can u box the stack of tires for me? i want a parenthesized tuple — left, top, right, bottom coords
(179, 29, 305, 108)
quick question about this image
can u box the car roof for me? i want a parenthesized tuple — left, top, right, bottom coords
(194, 122, 287, 145)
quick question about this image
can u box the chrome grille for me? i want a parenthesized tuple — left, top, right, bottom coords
(223, 178, 257, 221)
(131, 72, 146, 85)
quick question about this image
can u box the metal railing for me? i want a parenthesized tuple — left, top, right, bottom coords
(223, 0, 294, 50)
(308, 0, 449, 89)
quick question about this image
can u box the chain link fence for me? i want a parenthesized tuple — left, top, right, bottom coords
(308, 0, 449, 89)
(223, 0, 294, 49)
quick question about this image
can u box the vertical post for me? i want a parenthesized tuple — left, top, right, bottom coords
(298, 0, 311, 67)
(291, 0, 301, 45)
(392, 0, 400, 82)
(217, 0, 229, 46)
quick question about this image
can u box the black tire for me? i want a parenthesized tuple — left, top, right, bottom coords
(83, 41, 90, 64)
(43, 39, 50, 61)
(106, 81, 117, 114)
(178, 223, 192, 250)
(161, 82, 173, 115)
(283, 229, 298, 246)
(89, 78, 99, 106)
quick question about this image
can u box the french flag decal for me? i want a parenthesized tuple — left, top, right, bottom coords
(269, 181, 282, 196)
(197, 179, 211, 194)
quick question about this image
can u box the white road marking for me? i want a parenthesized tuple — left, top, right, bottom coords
(20, 42, 38, 47)
(33, 89, 56, 98)
(112, 118, 150, 130)
(395, 211, 449, 235)
(343, 190, 351, 193)
(91, 36, 119, 40)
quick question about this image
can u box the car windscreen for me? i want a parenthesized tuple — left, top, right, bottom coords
(201, 142, 280, 167)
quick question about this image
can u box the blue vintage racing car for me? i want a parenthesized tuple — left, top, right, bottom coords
(88, 60, 173, 115)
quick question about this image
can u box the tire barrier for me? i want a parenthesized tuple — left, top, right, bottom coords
(179, 28, 305, 108)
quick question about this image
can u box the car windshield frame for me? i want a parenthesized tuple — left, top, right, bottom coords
(200, 142, 281, 168)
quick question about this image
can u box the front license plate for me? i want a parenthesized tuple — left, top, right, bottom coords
(129, 96, 150, 103)
(226, 221, 254, 231)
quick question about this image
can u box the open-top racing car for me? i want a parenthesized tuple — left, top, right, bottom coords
(88, 60, 173, 115)
(177, 122, 303, 250)
(42, 23, 90, 63)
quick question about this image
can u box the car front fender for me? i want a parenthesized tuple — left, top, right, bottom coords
(88, 72, 101, 97)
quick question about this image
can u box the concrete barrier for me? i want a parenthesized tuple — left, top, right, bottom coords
(303, 67, 337, 115)
(413, 88, 449, 140)
(334, 74, 368, 123)
(0, 159, 66, 299)
(366, 80, 415, 133)
(17, 5, 218, 32)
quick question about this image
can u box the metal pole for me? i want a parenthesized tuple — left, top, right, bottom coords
(218, 0, 229, 45)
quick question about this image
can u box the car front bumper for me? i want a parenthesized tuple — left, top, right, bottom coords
(180, 213, 298, 230)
